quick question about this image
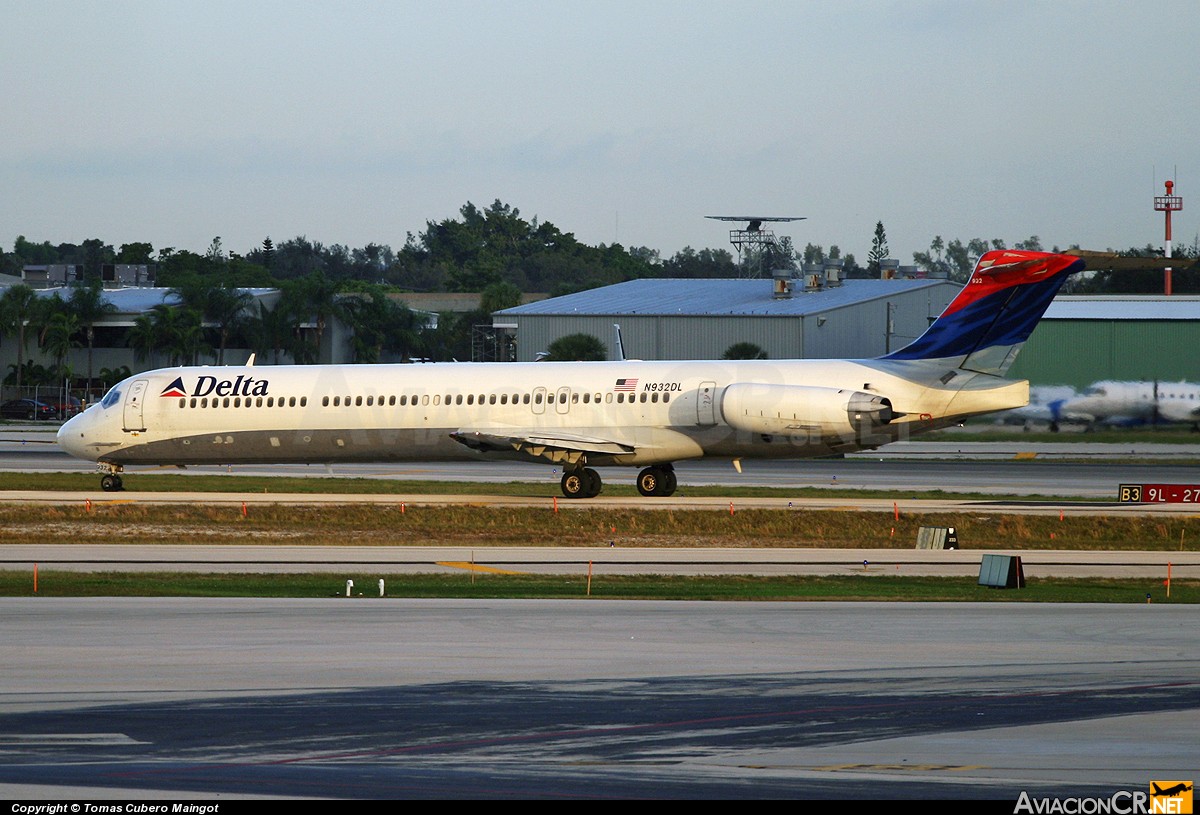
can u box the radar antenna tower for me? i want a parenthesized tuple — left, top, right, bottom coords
(705, 216, 805, 278)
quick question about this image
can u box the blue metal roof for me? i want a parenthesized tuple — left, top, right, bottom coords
(497, 277, 955, 317)
(32, 287, 277, 315)
(1045, 296, 1200, 320)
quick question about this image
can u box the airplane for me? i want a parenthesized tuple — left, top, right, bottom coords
(1151, 782, 1193, 797)
(995, 384, 1079, 430)
(1060, 380, 1200, 429)
(57, 249, 1085, 497)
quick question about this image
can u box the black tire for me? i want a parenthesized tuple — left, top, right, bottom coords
(636, 467, 662, 497)
(583, 467, 602, 498)
(101, 474, 121, 492)
(560, 470, 586, 499)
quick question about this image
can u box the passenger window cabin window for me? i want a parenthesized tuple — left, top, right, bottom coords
(617, 393, 624, 403)
(367, 396, 374, 406)
(467, 394, 474, 405)
(356, 396, 363, 407)
(500, 394, 507, 405)
(522, 394, 530, 404)
(322, 396, 329, 407)
(300, 397, 306, 407)
(434, 395, 441, 406)
(234, 397, 241, 408)
(189, 398, 196, 408)
(663, 393, 670, 403)
(400, 395, 407, 406)
(179, 398, 186, 408)
(489, 394, 496, 405)
(455, 394, 463, 405)
(389, 396, 396, 406)
(605, 393, 612, 404)
(535, 393, 543, 405)
(223, 397, 230, 408)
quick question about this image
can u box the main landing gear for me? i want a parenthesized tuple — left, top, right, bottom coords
(635, 464, 677, 497)
(559, 463, 678, 499)
(560, 467, 603, 499)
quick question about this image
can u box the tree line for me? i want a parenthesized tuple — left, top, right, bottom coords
(3, 200, 1193, 388)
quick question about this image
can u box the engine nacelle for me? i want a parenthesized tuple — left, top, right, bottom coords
(720, 383, 894, 438)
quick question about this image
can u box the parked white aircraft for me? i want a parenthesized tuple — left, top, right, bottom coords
(1062, 380, 1200, 428)
(998, 384, 1079, 428)
(58, 250, 1085, 496)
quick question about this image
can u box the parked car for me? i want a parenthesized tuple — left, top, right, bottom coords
(0, 398, 59, 421)
(50, 396, 83, 419)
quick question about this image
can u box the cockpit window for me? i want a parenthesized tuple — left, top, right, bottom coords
(101, 387, 122, 409)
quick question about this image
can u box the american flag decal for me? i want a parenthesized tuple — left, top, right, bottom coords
(614, 378, 638, 392)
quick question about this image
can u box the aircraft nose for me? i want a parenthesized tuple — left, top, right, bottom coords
(57, 412, 91, 460)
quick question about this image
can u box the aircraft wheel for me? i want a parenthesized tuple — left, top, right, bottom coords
(583, 467, 602, 498)
(636, 466, 669, 497)
(100, 474, 123, 492)
(560, 470, 587, 499)
(662, 469, 678, 496)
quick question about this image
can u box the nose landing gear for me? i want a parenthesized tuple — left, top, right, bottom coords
(98, 464, 124, 492)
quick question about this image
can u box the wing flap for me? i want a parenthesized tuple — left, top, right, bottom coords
(450, 429, 637, 464)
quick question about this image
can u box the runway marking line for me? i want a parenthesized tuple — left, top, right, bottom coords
(437, 561, 524, 575)
(811, 763, 987, 772)
(1014, 452, 1039, 460)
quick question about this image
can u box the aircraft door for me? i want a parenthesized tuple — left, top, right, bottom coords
(122, 379, 149, 432)
(532, 386, 547, 415)
(555, 386, 570, 415)
(697, 381, 717, 425)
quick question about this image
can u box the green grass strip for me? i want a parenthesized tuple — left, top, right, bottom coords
(3, 570, 1195, 603)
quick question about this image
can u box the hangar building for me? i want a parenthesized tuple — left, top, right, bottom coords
(1009, 295, 1200, 387)
(494, 272, 959, 362)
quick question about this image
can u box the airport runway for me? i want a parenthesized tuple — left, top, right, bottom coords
(3, 432, 1198, 800)
(2, 598, 1196, 800)
(6, 430, 1200, 499)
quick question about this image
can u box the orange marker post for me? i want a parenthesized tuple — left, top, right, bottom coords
(33, 563, 38, 594)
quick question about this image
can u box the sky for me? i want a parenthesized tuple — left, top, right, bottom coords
(3, 1, 1197, 266)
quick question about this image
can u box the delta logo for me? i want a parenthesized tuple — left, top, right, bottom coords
(160, 375, 270, 399)
(1151, 782, 1193, 814)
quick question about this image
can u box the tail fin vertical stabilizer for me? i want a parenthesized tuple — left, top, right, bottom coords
(883, 250, 1084, 376)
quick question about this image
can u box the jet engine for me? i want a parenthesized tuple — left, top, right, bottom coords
(720, 383, 894, 438)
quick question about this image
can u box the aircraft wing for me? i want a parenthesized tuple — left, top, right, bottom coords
(450, 428, 637, 465)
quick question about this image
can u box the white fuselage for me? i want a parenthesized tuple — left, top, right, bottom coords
(57, 357, 1029, 470)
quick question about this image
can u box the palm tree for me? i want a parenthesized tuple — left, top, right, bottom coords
(204, 285, 254, 364)
(127, 311, 160, 369)
(245, 301, 294, 365)
(68, 282, 116, 392)
(0, 285, 42, 390)
(42, 312, 81, 377)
